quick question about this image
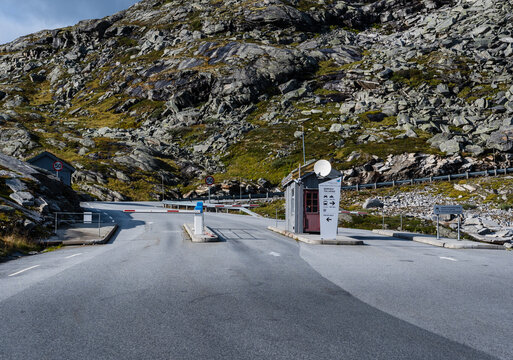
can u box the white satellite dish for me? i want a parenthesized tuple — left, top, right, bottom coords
(314, 160, 332, 177)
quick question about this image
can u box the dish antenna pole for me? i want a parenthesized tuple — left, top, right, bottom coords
(301, 125, 306, 165)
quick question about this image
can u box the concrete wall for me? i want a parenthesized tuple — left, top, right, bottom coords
(285, 181, 303, 234)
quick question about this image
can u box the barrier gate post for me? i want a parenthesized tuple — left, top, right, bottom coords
(194, 202, 204, 235)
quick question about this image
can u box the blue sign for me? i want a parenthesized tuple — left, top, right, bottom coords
(195, 202, 204, 213)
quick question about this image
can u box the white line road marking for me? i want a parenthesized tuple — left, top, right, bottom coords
(65, 253, 83, 259)
(269, 252, 281, 257)
(8, 265, 40, 277)
(440, 256, 458, 262)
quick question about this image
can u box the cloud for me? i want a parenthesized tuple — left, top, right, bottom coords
(0, 13, 67, 45)
(0, 0, 139, 45)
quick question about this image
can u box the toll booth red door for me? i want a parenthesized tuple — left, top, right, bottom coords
(303, 189, 320, 233)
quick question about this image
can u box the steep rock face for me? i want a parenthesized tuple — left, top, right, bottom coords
(0, 153, 82, 236)
(0, 0, 512, 199)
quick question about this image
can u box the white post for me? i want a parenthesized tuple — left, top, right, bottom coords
(194, 212, 204, 235)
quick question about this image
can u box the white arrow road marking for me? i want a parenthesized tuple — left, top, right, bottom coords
(269, 252, 281, 257)
(440, 256, 458, 262)
(8, 265, 40, 277)
(65, 253, 82, 259)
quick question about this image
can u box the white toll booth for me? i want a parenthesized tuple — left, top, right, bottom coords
(282, 160, 342, 236)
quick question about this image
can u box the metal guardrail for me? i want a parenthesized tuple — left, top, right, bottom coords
(54, 212, 101, 237)
(171, 167, 513, 202)
(341, 167, 513, 191)
(162, 201, 259, 209)
(169, 192, 285, 202)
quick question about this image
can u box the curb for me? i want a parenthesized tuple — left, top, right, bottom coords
(90, 224, 119, 245)
(372, 229, 505, 250)
(41, 224, 119, 246)
(268, 226, 364, 245)
(183, 223, 220, 243)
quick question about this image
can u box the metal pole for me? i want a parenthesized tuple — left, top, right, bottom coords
(436, 215, 440, 240)
(400, 213, 403, 231)
(276, 209, 278, 228)
(457, 215, 461, 241)
(382, 211, 385, 230)
(161, 173, 165, 201)
(208, 186, 211, 203)
(240, 177, 242, 200)
(302, 125, 306, 165)
(98, 213, 101, 237)
(55, 213, 58, 235)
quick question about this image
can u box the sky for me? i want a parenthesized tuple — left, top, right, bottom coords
(0, 0, 140, 45)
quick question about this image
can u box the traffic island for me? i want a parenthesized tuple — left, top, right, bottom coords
(373, 229, 505, 250)
(183, 223, 220, 243)
(42, 224, 119, 246)
(268, 226, 364, 245)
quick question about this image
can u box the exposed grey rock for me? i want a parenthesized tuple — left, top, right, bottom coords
(436, 84, 451, 97)
(487, 129, 513, 152)
(79, 184, 127, 201)
(363, 198, 384, 209)
(9, 191, 35, 206)
(329, 123, 343, 133)
(279, 79, 299, 94)
(439, 139, 462, 155)
(5, 178, 27, 192)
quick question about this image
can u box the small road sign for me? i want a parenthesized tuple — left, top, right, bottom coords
(433, 205, 463, 215)
(205, 176, 215, 186)
(53, 161, 63, 172)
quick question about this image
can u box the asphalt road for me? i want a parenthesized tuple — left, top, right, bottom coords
(0, 202, 511, 360)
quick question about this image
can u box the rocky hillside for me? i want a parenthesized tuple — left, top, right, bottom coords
(0, 0, 512, 200)
(0, 153, 82, 258)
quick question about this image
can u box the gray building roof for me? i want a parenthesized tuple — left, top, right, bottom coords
(27, 151, 76, 172)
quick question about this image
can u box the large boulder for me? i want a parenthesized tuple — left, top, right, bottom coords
(363, 198, 384, 209)
(487, 129, 513, 152)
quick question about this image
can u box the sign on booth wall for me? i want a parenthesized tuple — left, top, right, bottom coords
(319, 177, 342, 240)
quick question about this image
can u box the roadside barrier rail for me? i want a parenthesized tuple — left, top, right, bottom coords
(341, 167, 513, 191)
(168, 167, 513, 202)
(162, 201, 259, 209)
(123, 209, 201, 214)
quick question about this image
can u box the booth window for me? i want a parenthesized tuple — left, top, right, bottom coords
(305, 191, 318, 213)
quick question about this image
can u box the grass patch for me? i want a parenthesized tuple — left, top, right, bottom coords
(252, 199, 285, 219)
(457, 83, 509, 104)
(391, 68, 441, 88)
(42, 244, 63, 253)
(341, 214, 437, 234)
(0, 232, 42, 259)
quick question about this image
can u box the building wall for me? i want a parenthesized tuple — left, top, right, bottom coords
(30, 157, 72, 186)
(285, 181, 303, 234)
